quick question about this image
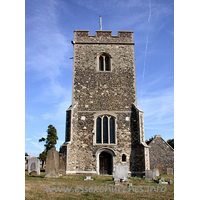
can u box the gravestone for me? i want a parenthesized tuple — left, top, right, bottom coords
(145, 170, 157, 180)
(114, 181, 119, 185)
(113, 165, 128, 181)
(84, 176, 93, 181)
(45, 147, 59, 178)
(161, 177, 165, 182)
(159, 181, 168, 185)
(159, 177, 169, 184)
(27, 157, 40, 175)
(154, 169, 160, 176)
(167, 168, 174, 175)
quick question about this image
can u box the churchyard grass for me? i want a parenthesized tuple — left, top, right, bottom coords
(25, 171, 174, 199)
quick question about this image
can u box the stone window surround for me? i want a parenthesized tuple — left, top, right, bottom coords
(96, 115, 115, 144)
(95, 147, 116, 175)
(97, 52, 112, 72)
(93, 112, 117, 145)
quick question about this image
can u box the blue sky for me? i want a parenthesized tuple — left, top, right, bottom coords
(25, 0, 174, 157)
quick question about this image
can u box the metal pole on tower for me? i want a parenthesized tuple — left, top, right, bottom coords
(100, 15, 102, 30)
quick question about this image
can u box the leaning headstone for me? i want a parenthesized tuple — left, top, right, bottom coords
(27, 157, 40, 175)
(113, 165, 128, 181)
(145, 170, 156, 180)
(45, 147, 59, 178)
(167, 168, 174, 175)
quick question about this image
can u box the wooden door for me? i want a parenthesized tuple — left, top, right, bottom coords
(99, 152, 112, 175)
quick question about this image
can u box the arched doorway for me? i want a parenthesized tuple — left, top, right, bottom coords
(99, 151, 112, 175)
(96, 148, 115, 175)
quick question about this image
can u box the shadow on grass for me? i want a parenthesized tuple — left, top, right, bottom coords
(26, 174, 45, 179)
(25, 171, 45, 179)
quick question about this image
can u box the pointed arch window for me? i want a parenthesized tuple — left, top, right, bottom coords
(110, 117, 115, 144)
(103, 116, 108, 143)
(96, 117, 102, 143)
(105, 56, 110, 71)
(96, 115, 116, 144)
(99, 56, 103, 71)
(98, 54, 111, 71)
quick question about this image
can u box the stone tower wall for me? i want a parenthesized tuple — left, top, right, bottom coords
(72, 30, 137, 110)
(64, 30, 148, 173)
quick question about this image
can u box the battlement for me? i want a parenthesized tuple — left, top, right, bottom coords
(73, 30, 134, 44)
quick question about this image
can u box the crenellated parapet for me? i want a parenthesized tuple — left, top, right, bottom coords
(73, 30, 134, 44)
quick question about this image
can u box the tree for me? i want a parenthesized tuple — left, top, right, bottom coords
(25, 152, 29, 163)
(38, 124, 59, 163)
(39, 151, 46, 169)
(145, 136, 155, 145)
(39, 137, 45, 142)
(167, 139, 174, 149)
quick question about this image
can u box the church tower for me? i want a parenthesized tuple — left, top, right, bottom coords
(63, 30, 150, 174)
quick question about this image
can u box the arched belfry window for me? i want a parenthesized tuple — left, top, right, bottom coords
(98, 53, 111, 71)
(99, 56, 103, 71)
(96, 115, 116, 144)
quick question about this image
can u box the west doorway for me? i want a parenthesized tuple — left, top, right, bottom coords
(99, 151, 112, 175)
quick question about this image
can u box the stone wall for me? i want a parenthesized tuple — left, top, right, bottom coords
(148, 135, 174, 174)
(73, 30, 134, 44)
(66, 110, 136, 172)
(72, 43, 137, 109)
(64, 30, 149, 174)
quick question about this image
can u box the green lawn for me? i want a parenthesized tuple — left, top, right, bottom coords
(25, 171, 174, 199)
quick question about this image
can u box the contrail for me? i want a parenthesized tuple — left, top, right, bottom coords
(148, 0, 152, 22)
(143, 34, 149, 80)
(140, 0, 151, 101)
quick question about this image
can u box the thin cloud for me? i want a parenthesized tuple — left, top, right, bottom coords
(30, 142, 44, 151)
(26, 0, 72, 105)
(140, 0, 152, 101)
(36, 80, 69, 104)
(145, 126, 174, 131)
(33, 135, 46, 140)
(138, 70, 173, 130)
(25, 0, 71, 81)
(25, 138, 32, 141)
(148, 0, 152, 22)
(25, 115, 35, 121)
(42, 99, 71, 121)
(138, 87, 174, 125)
